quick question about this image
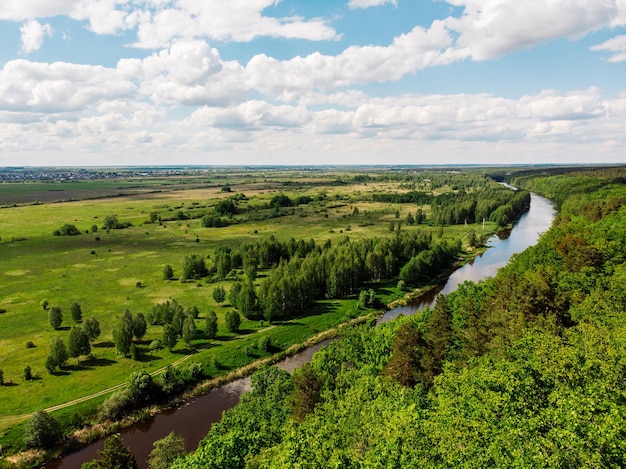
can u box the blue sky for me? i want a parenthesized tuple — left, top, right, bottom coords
(0, 0, 625, 166)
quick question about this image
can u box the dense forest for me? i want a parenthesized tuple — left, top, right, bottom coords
(170, 167, 626, 468)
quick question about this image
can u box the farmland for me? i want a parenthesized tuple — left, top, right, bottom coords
(0, 167, 513, 458)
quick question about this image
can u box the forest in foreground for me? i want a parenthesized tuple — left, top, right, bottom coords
(167, 166, 626, 468)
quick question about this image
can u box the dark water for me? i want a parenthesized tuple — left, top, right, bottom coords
(46, 341, 328, 469)
(48, 191, 554, 469)
(379, 192, 555, 322)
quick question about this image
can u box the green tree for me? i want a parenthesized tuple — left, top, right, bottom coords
(113, 310, 135, 356)
(225, 310, 241, 333)
(128, 370, 156, 405)
(70, 301, 82, 322)
(48, 305, 63, 329)
(163, 323, 178, 351)
(0, 369, 3, 385)
(68, 326, 91, 362)
(48, 335, 68, 370)
(163, 264, 174, 280)
(83, 316, 101, 343)
(24, 411, 62, 448)
(212, 285, 226, 305)
(133, 312, 147, 341)
(83, 434, 138, 469)
(289, 363, 325, 423)
(205, 311, 218, 339)
(148, 431, 186, 469)
(23, 365, 32, 381)
(182, 316, 197, 346)
(40, 298, 49, 310)
(103, 215, 120, 230)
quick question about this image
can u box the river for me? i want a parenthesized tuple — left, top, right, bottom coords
(48, 190, 555, 469)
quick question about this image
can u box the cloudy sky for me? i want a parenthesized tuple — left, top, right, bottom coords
(1, 0, 625, 166)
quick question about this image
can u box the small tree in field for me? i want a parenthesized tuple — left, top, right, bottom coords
(49, 305, 63, 329)
(163, 264, 174, 281)
(40, 299, 49, 310)
(225, 310, 241, 333)
(83, 316, 101, 343)
(205, 311, 218, 339)
(0, 369, 4, 385)
(68, 326, 91, 362)
(212, 285, 226, 305)
(70, 301, 82, 322)
(48, 335, 68, 370)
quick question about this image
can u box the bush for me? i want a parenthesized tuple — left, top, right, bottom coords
(24, 365, 32, 381)
(24, 411, 62, 448)
(26, 341, 35, 348)
(258, 336, 271, 353)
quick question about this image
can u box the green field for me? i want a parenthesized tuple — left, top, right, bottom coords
(0, 168, 502, 457)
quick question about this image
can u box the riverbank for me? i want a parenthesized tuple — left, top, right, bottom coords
(9, 311, 381, 468)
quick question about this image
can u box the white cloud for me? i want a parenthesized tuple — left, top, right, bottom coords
(348, 0, 397, 9)
(246, 21, 453, 100)
(591, 35, 626, 62)
(20, 20, 53, 54)
(118, 39, 247, 106)
(0, 60, 136, 112)
(444, 0, 624, 60)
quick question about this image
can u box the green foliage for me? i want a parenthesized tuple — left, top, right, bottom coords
(54, 223, 81, 236)
(289, 363, 324, 422)
(67, 326, 91, 361)
(48, 335, 68, 371)
(225, 310, 241, 333)
(23, 365, 32, 381)
(163, 263, 174, 280)
(163, 323, 178, 351)
(182, 316, 197, 346)
(70, 301, 82, 322)
(83, 316, 101, 342)
(132, 312, 147, 340)
(0, 369, 3, 385)
(205, 311, 218, 339)
(148, 431, 186, 469)
(212, 285, 226, 305)
(171, 366, 293, 469)
(82, 434, 138, 469)
(24, 411, 62, 449)
(180, 254, 208, 282)
(48, 305, 63, 329)
(113, 310, 135, 356)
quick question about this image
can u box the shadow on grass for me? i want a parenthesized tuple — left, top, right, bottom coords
(82, 357, 117, 367)
(135, 353, 162, 363)
(93, 341, 115, 348)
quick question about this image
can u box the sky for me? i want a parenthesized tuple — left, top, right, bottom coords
(0, 0, 625, 167)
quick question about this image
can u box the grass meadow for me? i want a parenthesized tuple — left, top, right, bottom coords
(0, 171, 496, 452)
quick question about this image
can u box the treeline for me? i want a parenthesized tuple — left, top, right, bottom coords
(371, 182, 530, 227)
(217, 231, 457, 321)
(172, 168, 626, 468)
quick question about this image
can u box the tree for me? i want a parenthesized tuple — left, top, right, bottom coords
(83, 434, 138, 469)
(133, 312, 147, 341)
(289, 363, 325, 423)
(83, 316, 101, 343)
(24, 365, 32, 381)
(163, 264, 174, 281)
(68, 326, 91, 362)
(113, 310, 135, 356)
(182, 316, 197, 346)
(48, 335, 68, 370)
(163, 324, 178, 351)
(70, 301, 82, 322)
(0, 369, 3, 385)
(24, 411, 62, 448)
(103, 215, 120, 230)
(40, 298, 49, 310)
(225, 310, 241, 333)
(212, 285, 226, 305)
(205, 311, 218, 339)
(148, 432, 186, 469)
(48, 305, 63, 329)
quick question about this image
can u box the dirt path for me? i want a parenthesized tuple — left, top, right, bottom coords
(0, 342, 212, 424)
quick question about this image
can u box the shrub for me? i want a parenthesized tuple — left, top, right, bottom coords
(24, 365, 32, 381)
(24, 411, 62, 448)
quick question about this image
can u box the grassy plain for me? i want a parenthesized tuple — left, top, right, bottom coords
(0, 169, 496, 452)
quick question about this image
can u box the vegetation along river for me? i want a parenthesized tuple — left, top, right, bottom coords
(49, 191, 555, 469)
